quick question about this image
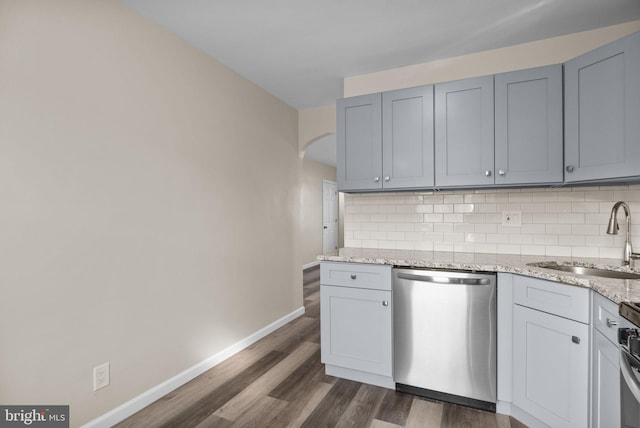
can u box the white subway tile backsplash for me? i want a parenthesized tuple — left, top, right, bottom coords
(344, 185, 640, 257)
(443, 213, 464, 223)
(545, 246, 572, 257)
(434, 223, 454, 233)
(424, 214, 443, 223)
(558, 213, 585, 224)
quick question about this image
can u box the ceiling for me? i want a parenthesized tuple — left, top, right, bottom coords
(122, 0, 640, 110)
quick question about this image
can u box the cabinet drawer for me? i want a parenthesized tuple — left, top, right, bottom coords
(593, 291, 620, 344)
(320, 262, 392, 291)
(513, 275, 590, 324)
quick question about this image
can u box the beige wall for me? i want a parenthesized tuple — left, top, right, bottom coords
(0, 1, 301, 425)
(345, 20, 640, 96)
(301, 160, 337, 265)
(298, 104, 336, 153)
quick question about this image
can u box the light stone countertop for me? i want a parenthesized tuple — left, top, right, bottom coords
(317, 248, 640, 304)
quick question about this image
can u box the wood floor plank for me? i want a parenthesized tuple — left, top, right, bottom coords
(495, 412, 512, 428)
(114, 343, 281, 427)
(441, 403, 500, 428)
(153, 350, 287, 428)
(374, 389, 414, 426)
(268, 349, 325, 401)
(213, 341, 320, 421)
(246, 316, 316, 355)
(335, 384, 387, 428)
(404, 398, 443, 428)
(191, 414, 234, 428)
(228, 396, 288, 428)
(369, 419, 403, 428)
(299, 378, 362, 428)
(275, 319, 320, 353)
(265, 379, 333, 428)
(303, 297, 320, 319)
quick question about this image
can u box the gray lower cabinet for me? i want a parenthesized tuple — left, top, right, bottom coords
(336, 86, 434, 192)
(319, 262, 394, 388)
(592, 329, 620, 428)
(435, 75, 494, 187)
(591, 292, 623, 428)
(512, 305, 589, 428)
(494, 65, 563, 185)
(510, 275, 590, 428)
(564, 31, 640, 182)
(337, 93, 382, 191)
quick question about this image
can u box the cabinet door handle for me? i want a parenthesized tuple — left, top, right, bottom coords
(566, 165, 574, 173)
(572, 336, 580, 344)
(607, 318, 619, 328)
(374, 176, 380, 182)
(382, 301, 389, 307)
(498, 170, 506, 176)
(350, 274, 357, 280)
(484, 170, 492, 177)
(384, 176, 390, 182)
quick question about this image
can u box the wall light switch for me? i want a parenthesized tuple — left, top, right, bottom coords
(502, 211, 522, 227)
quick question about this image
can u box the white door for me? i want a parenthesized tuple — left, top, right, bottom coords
(323, 180, 338, 252)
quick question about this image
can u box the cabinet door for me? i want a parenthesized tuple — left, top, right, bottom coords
(564, 31, 640, 182)
(336, 93, 383, 191)
(435, 75, 494, 187)
(382, 85, 434, 189)
(512, 305, 589, 428)
(320, 285, 392, 376)
(592, 329, 620, 428)
(495, 65, 563, 185)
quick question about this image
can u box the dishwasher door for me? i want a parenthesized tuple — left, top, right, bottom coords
(393, 268, 496, 410)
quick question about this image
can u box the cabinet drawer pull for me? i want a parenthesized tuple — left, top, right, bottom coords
(350, 274, 357, 280)
(484, 170, 492, 177)
(572, 336, 580, 344)
(384, 176, 390, 181)
(607, 318, 619, 328)
(374, 176, 380, 182)
(382, 300, 389, 307)
(566, 165, 574, 173)
(498, 170, 506, 176)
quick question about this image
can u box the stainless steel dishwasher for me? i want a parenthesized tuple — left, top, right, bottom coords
(393, 268, 497, 412)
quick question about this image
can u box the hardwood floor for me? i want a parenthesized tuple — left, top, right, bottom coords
(116, 265, 526, 428)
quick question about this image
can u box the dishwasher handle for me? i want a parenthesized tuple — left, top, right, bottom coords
(397, 272, 491, 286)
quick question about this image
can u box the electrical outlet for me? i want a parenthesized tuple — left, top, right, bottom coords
(502, 210, 522, 227)
(93, 362, 110, 391)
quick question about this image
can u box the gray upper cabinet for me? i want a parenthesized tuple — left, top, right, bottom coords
(382, 86, 434, 190)
(564, 31, 640, 182)
(337, 86, 434, 192)
(495, 65, 563, 185)
(337, 93, 382, 191)
(435, 76, 495, 187)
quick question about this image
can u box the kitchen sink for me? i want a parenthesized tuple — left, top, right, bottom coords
(528, 262, 640, 280)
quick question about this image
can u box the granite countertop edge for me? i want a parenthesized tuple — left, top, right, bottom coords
(317, 248, 640, 305)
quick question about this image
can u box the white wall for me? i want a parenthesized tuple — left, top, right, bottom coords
(0, 0, 301, 425)
(344, 186, 640, 259)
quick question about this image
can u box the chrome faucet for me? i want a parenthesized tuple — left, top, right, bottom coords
(606, 201, 640, 265)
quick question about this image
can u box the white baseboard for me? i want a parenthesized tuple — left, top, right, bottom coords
(303, 261, 320, 270)
(81, 306, 306, 428)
